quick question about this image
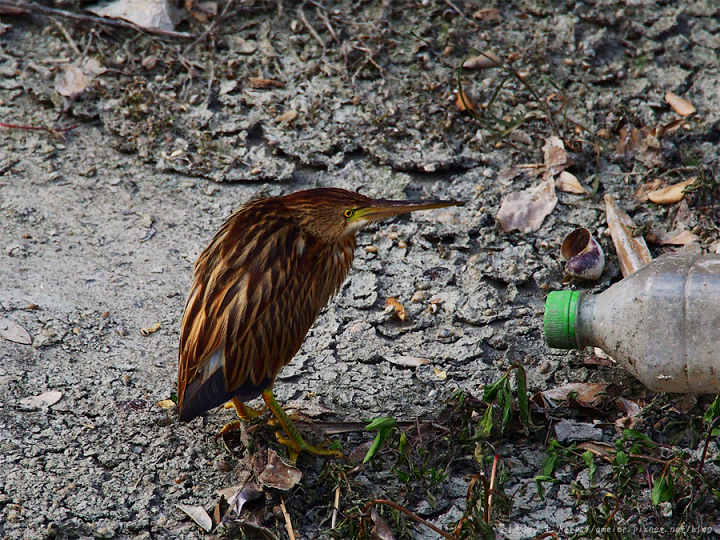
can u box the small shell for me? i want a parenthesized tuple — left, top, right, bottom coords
(561, 228, 605, 282)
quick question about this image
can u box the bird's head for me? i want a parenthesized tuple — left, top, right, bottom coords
(284, 188, 462, 243)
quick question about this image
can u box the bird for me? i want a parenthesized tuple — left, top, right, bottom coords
(177, 187, 461, 460)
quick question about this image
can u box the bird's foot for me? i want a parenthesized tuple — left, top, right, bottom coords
(216, 420, 243, 439)
(274, 431, 343, 463)
(215, 398, 268, 440)
(225, 398, 267, 421)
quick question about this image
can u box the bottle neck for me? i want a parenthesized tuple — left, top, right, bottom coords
(575, 293, 597, 349)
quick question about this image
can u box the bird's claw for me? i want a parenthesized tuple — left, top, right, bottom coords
(274, 431, 344, 463)
(215, 420, 243, 440)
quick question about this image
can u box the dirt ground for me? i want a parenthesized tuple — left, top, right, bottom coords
(2, 1, 720, 539)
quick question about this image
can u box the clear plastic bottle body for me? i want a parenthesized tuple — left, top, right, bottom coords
(562, 253, 720, 393)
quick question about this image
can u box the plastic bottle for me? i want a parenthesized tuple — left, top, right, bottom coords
(544, 252, 720, 393)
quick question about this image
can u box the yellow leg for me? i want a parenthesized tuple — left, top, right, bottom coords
(262, 389, 343, 462)
(216, 398, 267, 438)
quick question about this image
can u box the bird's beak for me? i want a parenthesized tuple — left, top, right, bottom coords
(354, 198, 462, 222)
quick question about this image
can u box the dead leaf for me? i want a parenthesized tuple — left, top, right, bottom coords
(370, 508, 396, 540)
(658, 229, 699, 246)
(384, 297, 408, 321)
(257, 449, 302, 491)
(577, 441, 615, 462)
(616, 125, 643, 157)
(82, 58, 107, 76)
(647, 178, 696, 204)
(616, 397, 642, 417)
(497, 176, 557, 233)
(221, 483, 263, 520)
(0, 318, 32, 345)
(604, 195, 652, 277)
(456, 89, 477, 113)
(433, 367, 447, 380)
(541, 382, 609, 409)
(472, 8, 501, 21)
(249, 77, 285, 89)
(542, 136, 571, 175)
(462, 51, 502, 69)
(665, 92, 696, 116)
(555, 171, 586, 194)
(156, 399, 175, 410)
(19, 390, 63, 408)
(141, 322, 161, 335)
(90, 0, 176, 32)
(277, 110, 298, 123)
(176, 504, 212, 532)
(634, 178, 663, 201)
(385, 355, 430, 368)
(55, 65, 88, 99)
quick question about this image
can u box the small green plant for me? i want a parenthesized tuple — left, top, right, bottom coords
(477, 363, 531, 439)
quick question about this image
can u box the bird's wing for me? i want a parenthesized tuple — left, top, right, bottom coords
(177, 211, 324, 420)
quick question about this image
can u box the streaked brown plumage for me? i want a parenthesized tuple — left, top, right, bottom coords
(177, 187, 460, 457)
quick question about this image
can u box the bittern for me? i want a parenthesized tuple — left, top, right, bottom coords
(177, 187, 460, 460)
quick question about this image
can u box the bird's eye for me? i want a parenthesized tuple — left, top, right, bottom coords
(344, 209, 354, 218)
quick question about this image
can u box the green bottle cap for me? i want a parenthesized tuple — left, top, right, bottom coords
(544, 290, 580, 349)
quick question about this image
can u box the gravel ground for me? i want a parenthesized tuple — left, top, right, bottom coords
(2, 0, 720, 538)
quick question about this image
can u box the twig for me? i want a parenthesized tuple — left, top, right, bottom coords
(298, 5, 325, 50)
(0, 1, 194, 39)
(316, 6, 338, 43)
(699, 415, 720, 475)
(279, 496, 297, 540)
(184, 0, 234, 55)
(363, 499, 454, 540)
(0, 122, 79, 139)
(487, 454, 499, 518)
(331, 486, 341, 529)
(51, 19, 81, 56)
(442, 0, 477, 27)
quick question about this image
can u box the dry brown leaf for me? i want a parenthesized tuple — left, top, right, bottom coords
(221, 483, 263, 517)
(615, 397, 642, 417)
(176, 504, 212, 532)
(555, 171, 586, 194)
(576, 441, 615, 462)
(370, 508, 396, 540)
(604, 195, 652, 277)
(0, 318, 32, 345)
(472, 8, 500, 21)
(658, 229, 699, 246)
(277, 110, 298, 123)
(141, 322, 161, 335)
(249, 77, 285, 89)
(386, 355, 430, 368)
(665, 92, 696, 116)
(542, 136, 570, 175)
(462, 51, 502, 69)
(496, 176, 557, 233)
(19, 390, 63, 408)
(83, 58, 107, 76)
(55, 65, 88, 99)
(156, 399, 175, 410)
(634, 179, 663, 201)
(90, 0, 176, 31)
(616, 125, 643, 157)
(541, 382, 609, 408)
(456, 88, 477, 113)
(433, 367, 447, 380)
(647, 178, 696, 204)
(384, 297, 408, 321)
(257, 449, 302, 491)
